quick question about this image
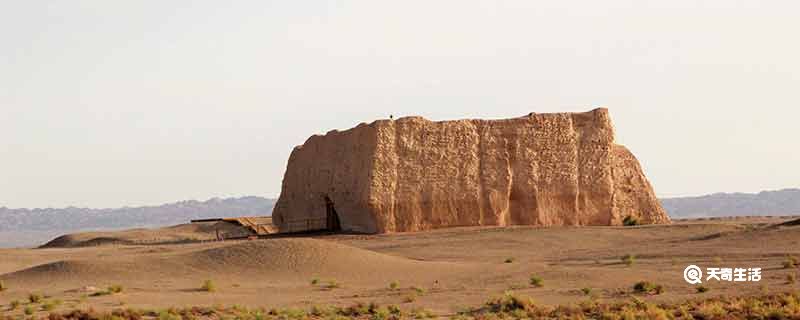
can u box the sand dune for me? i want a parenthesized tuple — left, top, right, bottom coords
(2, 238, 468, 287)
(40, 221, 246, 248)
(184, 238, 450, 276)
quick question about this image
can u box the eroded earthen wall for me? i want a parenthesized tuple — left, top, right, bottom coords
(272, 108, 670, 233)
(271, 123, 380, 233)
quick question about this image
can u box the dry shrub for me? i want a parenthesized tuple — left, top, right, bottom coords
(200, 280, 216, 292)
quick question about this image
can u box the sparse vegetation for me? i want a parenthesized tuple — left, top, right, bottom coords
(389, 281, 399, 290)
(784, 255, 799, 269)
(0, 280, 6, 292)
(460, 292, 800, 319)
(158, 310, 181, 320)
(411, 286, 426, 295)
(24, 306, 34, 315)
(410, 307, 435, 319)
(529, 275, 544, 288)
(403, 294, 417, 303)
(108, 284, 124, 294)
(201, 280, 217, 292)
(788, 273, 797, 285)
(89, 290, 112, 297)
(89, 286, 123, 297)
(581, 287, 592, 295)
(633, 281, 664, 295)
(310, 278, 320, 286)
(41, 299, 62, 311)
(696, 285, 710, 293)
(713, 256, 723, 264)
(622, 215, 639, 226)
(504, 257, 515, 263)
(622, 254, 636, 266)
(309, 305, 334, 317)
(484, 292, 536, 314)
(326, 280, 340, 289)
(28, 293, 43, 304)
(9, 300, 21, 310)
(19, 292, 800, 320)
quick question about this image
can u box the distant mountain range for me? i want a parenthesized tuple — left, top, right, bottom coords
(0, 197, 275, 248)
(4, 190, 800, 231)
(661, 188, 800, 218)
(2, 189, 799, 247)
(0, 196, 275, 233)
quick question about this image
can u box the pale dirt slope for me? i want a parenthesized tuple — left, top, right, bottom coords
(4, 238, 470, 288)
(39, 221, 249, 248)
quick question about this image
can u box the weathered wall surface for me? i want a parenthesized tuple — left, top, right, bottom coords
(272, 108, 670, 233)
(271, 123, 380, 233)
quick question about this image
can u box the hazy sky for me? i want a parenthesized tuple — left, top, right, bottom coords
(1, 1, 798, 208)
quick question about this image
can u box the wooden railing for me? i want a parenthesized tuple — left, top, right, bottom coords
(281, 218, 328, 233)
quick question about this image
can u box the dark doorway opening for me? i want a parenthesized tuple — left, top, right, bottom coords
(324, 196, 342, 232)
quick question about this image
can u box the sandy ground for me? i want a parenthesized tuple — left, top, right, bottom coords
(1, 217, 800, 317)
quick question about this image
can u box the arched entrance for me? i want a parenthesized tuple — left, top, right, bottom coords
(324, 196, 342, 231)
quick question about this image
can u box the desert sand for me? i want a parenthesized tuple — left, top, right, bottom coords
(1, 217, 800, 317)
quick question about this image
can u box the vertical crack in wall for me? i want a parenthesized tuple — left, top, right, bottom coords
(476, 121, 486, 226)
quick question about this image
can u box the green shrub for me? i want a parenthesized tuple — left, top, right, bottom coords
(307, 306, 324, 317)
(412, 286, 426, 294)
(24, 306, 35, 315)
(372, 306, 391, 320)
(201, 280, 216, 292)
(108, 284, 124, 294)
(42, 300, 59, 311)
(403, 294, 417, 303)
(581, 287, 592, 295)
(310, 278, 320, 286)
(389, 281, 399, 290)
(410, 308, 435, 319)
(622, 215, 639, 226)
(90, 290, 112, 297)
(504, 257, 515, 263)
(88, 285, 124, 297)
(633, 281, 664, 295)
(9, 300, 21, 310)
(485, 292, 536, 313)
(784, 255, 799, 269)
(28, 293, 43, 304)
(327, 280, 340, 289)
(621, 254, 636, 266)
(529, 275, 544, 288)
(158, 310, 181, 320)
(387, 304, 402, 315)
(696, 285, 710, 293)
